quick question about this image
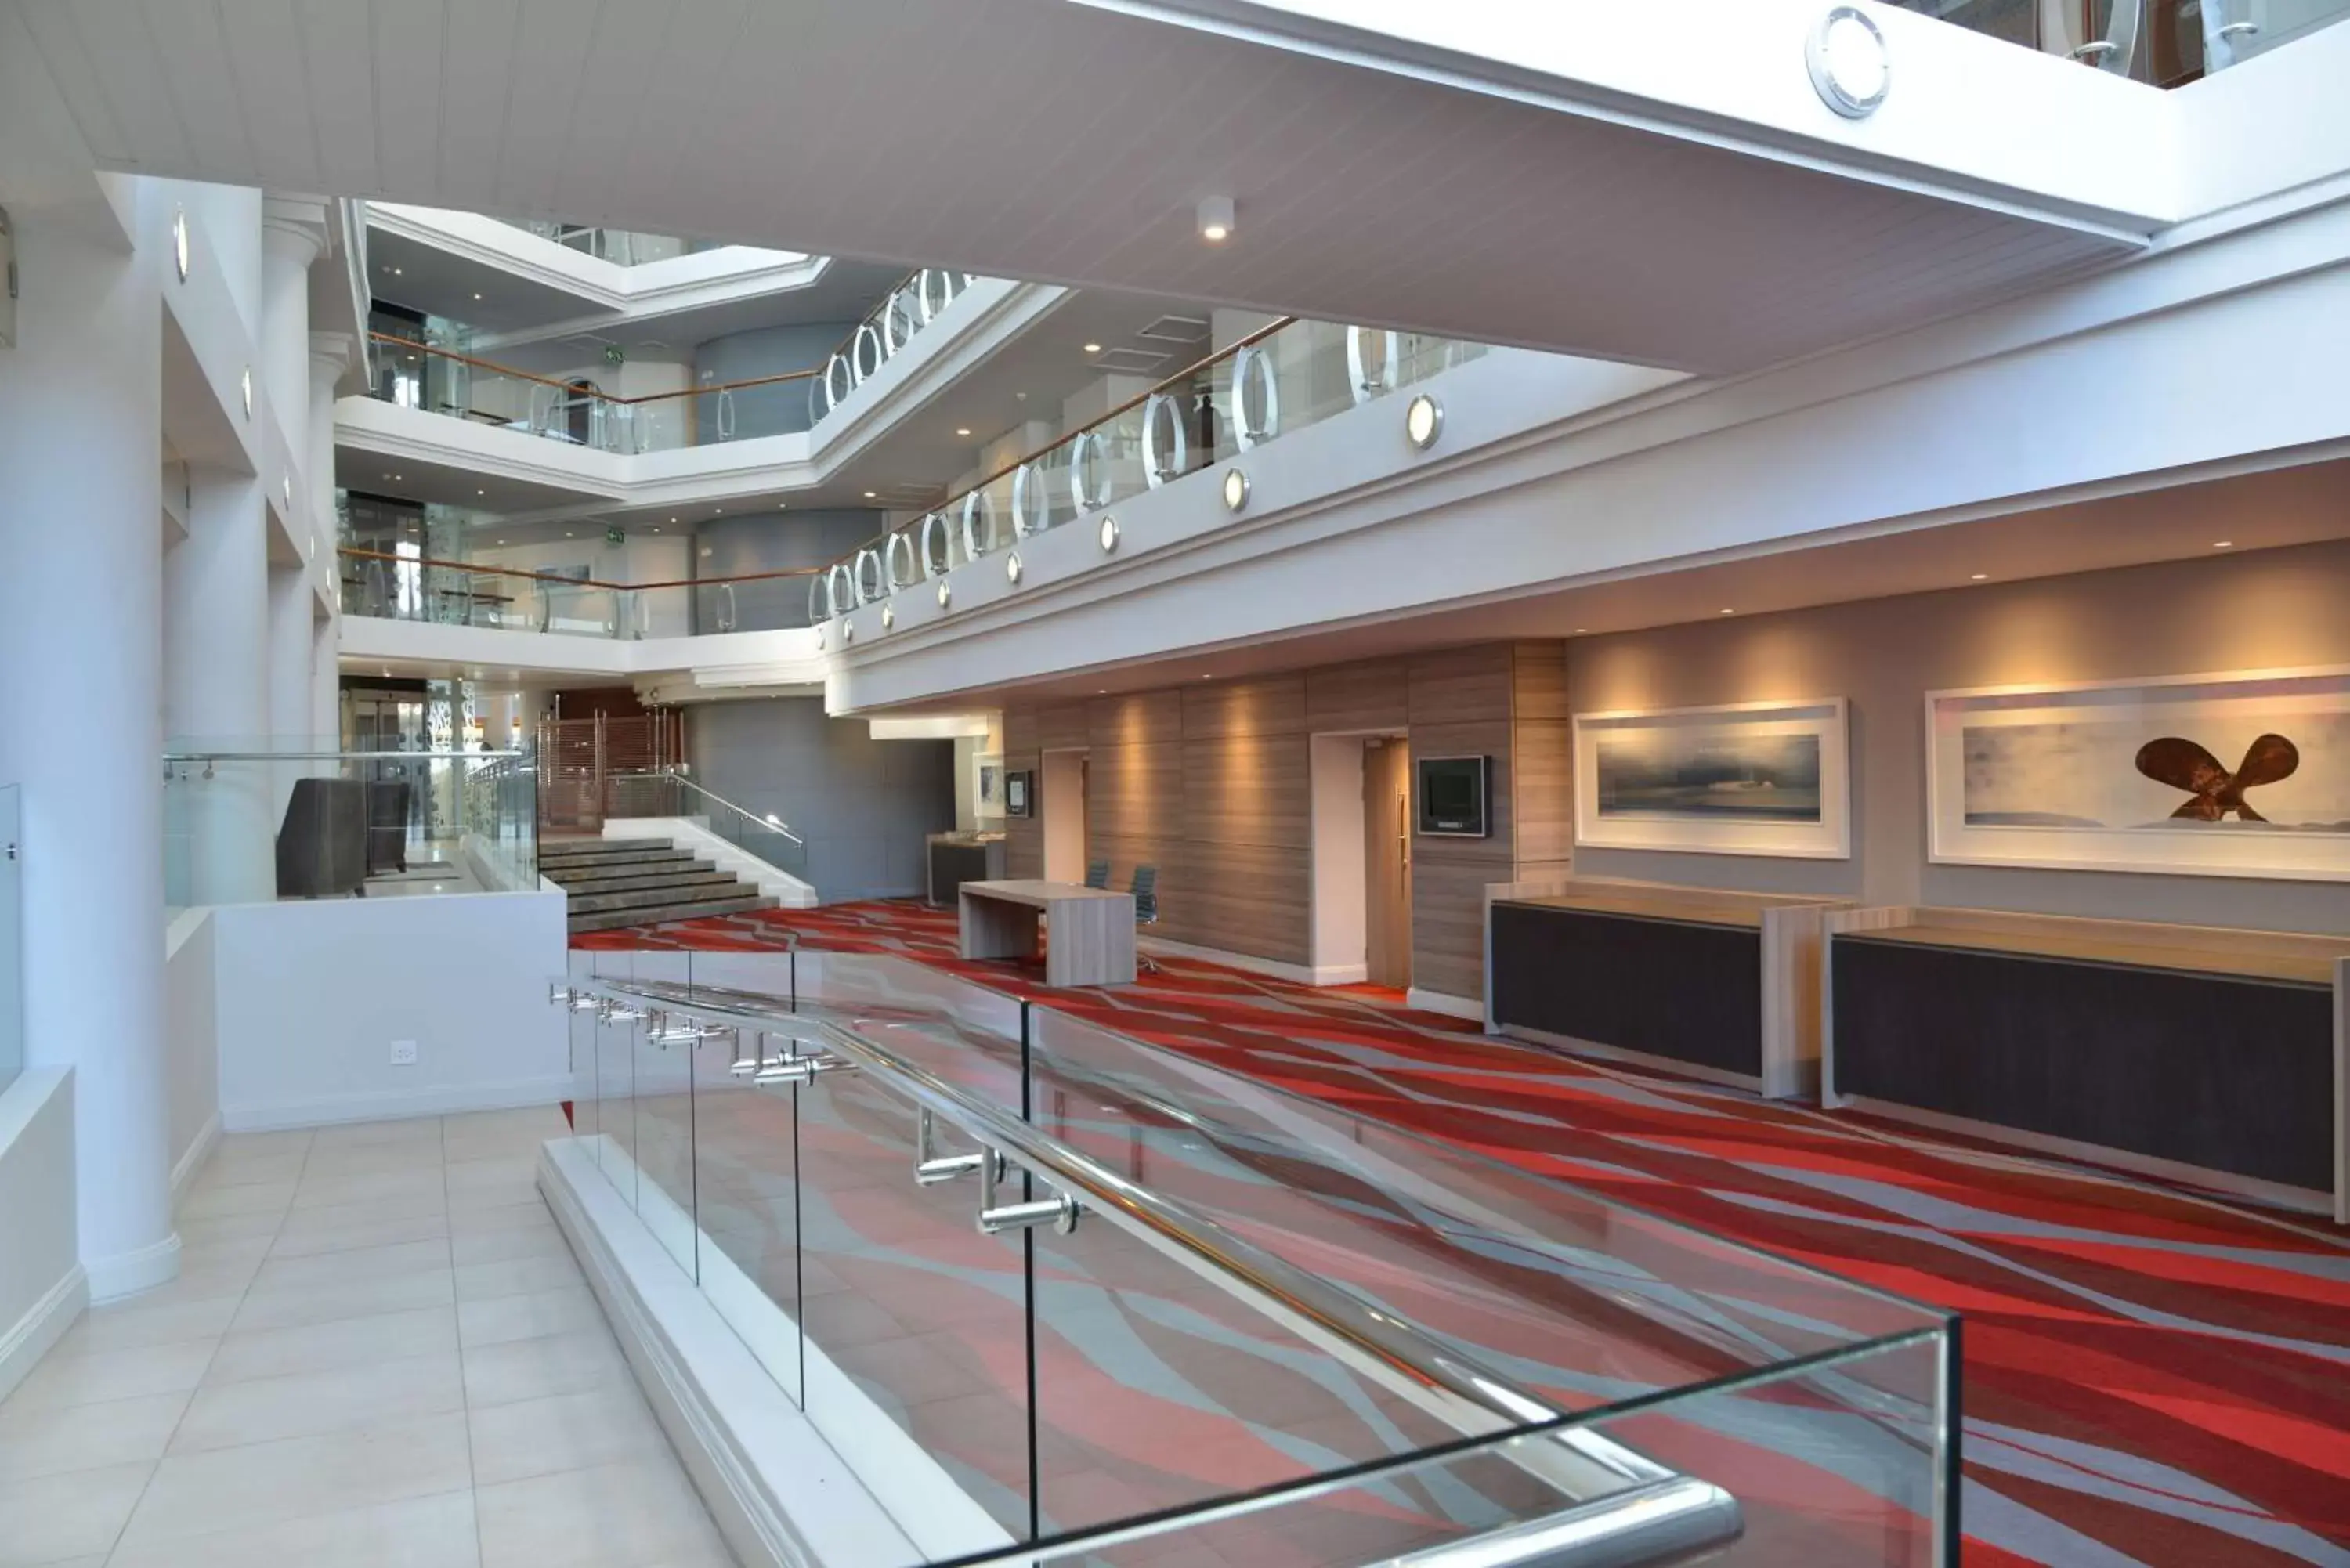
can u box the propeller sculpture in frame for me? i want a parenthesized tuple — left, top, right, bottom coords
(2135, 734, 2300, 822)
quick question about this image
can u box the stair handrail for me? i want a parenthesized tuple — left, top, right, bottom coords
(616, 768, 804, 846)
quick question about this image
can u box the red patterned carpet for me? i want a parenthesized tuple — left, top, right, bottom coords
(577, 900, 2350, 1568)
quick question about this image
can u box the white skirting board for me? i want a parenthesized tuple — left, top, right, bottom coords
(537, 1137, 1011, 1568)
(1405, 987, 1484, 1022)
(0, 1266, 87, 1406)
(223, 1074, 580, 1133)
(170, 1112, 222, 1204)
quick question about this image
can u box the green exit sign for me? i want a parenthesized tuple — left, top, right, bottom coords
(603, 344, 624, 365)
(605, 526, 625, 546)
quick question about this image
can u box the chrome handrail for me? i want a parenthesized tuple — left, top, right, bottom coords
(164, 749, 525, 762)
(610, 768, 804, 846)
(562, 970, 1730, 1534)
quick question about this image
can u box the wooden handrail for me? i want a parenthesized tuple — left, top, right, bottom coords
(367, 332, 818, 406)
(338, 546, 816, 594)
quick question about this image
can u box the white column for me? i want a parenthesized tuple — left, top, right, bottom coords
(0, 197, 179, 1299)
(310, 334, 351, 750)
(166, 472, 274, 905)
(262, 204, 327, 797)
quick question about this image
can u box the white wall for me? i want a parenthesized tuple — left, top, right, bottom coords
(163, 911, 219, 1196)
(0, 1070, 82, 1403)
(212, 889, 571, 1130)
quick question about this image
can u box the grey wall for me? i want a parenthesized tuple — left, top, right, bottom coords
(693, 321, 850, 443)
(1568, 540, 2350, 936)
(690, 697, 955, 901)
(692, 510, 882, 632)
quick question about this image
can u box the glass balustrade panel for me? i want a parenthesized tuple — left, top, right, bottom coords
(587, 951, 642, 1205)
(629, 951, 700, 1278)
(566, 951, 598, 1146)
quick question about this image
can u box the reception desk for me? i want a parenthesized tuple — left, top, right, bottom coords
(1487, 882, 1847, 1099)
(1826, 908, 2350, 1219)
(927, 832, 1007, 907)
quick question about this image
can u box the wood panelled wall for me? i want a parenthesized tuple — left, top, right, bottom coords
(1003, 641, 1568, 999)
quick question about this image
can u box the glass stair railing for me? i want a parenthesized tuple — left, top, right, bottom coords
(600, 768, 808, 890)
(810, 318, 1484, 624)
(552, 948, 1963, 1568)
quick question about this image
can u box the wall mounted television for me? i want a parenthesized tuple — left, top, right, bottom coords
(1416, 755, 1491, 837)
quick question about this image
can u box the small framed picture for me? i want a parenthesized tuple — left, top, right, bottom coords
(974, 753, 1004, 816)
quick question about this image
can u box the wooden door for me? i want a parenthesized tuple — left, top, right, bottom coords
(1364, 739, 1412, 989)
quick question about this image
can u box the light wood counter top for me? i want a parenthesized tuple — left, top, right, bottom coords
(1496, 883, 1839, 931)
(1842, 919, 2345, 988)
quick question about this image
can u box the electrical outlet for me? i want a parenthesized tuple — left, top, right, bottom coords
(389, 1040, 418, 1066)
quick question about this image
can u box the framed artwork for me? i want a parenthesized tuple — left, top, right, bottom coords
(1574, 699, 1851, 859)
(973, 753, 1004, 818)
(1927, 665, 2350, 882)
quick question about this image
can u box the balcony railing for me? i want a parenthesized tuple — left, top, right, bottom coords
(363, 268, 985, 453)
(1887, 0, 2348, 84)
(338, 547, 822, 639)
(492, 218, 722, 266)
(553, 950, 1961, 1567)
(808, 318, 1484, 623)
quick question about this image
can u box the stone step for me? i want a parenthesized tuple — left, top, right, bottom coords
(565, 878, 754, 916)
(566, 894, 768, 934)
(540, 837, 674, 861)
(553, 865, 723, 897)
(540, 847, 700, 877)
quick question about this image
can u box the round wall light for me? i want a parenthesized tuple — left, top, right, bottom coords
(1006, 551, 1023, 585)
(1405, 392, 1444, 450)
(937, 580, 952, 609)
(1808, 6, 1890, 118)
(815, 627, 826, 649)
(172, 208, 190, 281)
(1220, 468, 1249, 512)
(880, 602, 895, 630)
(240, 367, 253, 419)
(842, 619, 855, 644)
(1097, 515, 1119, 553)
(281, 473, 291, 508)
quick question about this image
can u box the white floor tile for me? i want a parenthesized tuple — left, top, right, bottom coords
(5, 1337, 215, 1412)
(106, 1489, 483, 1568)
(474, 1460, 732, 1568)
(307, 1117, 443, 1151)
(205, 1306, 459, 1387)
(466, 1384, 673, 1487)
(116, 1412, 472, 1551)
(454, 1253, 584, 1303)
(461, 1329, 628, 1409)
(0, 1460, 153, 1566)
(170, 1349, 465, 1454)
(456, 1285, 608, 1349)
(0, 1392, 188, 1484)
(293, 1167, 449, 1213)
(229, 1268, 456, 1334)
(179, 1180, 297, 1221)
(190, 1150, 306, 1190)
(248, 1237, 453, 1295)
(173, 1210, 285, 1248)
(273, 1189, 451, 1233)
(446, 1200, 559, 1240)
(213, 1129, 313, 1159)
(450, 1219, 571, 1269)
(269, 1207, 452, 1259)
(70, 1291, 242, 1355)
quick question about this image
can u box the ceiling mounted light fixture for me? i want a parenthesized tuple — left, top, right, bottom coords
(1220, 467, 1249, 511)
(1083, 342, 1102, 354)
(881, 603, 895, 630)
(172, 208, 190, 281)
(1198, 195, 1235, 244)
(240, 367, 252, 418)
(937, 580, 952, 609)
(1405, 393, 1443, 450)
(1807, 5, 1890, 118)
(1006, 551, 1023, 585)
(1097, 515, 1119, 553)
(956, 427, 971, 437)
(864, 490, 877, 499)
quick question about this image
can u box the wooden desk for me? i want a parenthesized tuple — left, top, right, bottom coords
(959, 880, 1137, 988)
(1826, 905, 2350, 1219)
(1486, 880, 1848, 1100)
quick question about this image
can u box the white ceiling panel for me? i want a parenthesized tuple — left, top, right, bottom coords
(10, 0, 2148, 373)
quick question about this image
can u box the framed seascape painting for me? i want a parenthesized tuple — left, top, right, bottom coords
(1573, 699, 1851, 858)
(1926, 666, 2350, 882)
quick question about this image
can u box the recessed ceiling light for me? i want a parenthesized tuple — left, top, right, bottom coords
(1970, 573, 1987, 581)
(1573, 627, 1589, 634)
(1083, 342, 1101, 354)
(956, 428, 971, 437)
(391, 474, 402, 481)
(496, 538, 506, 544)
(864, 490, 877, 499)
(476, 489, 486, 497)
(652, 527, 661, 533)
(392, 266, 403, 276)
(566, 530, 575, 537)
(1198, 196, 1235, 244)
(713, 507, 723, 515)
(1719, 608, 1734, 616)
(2213, 540, 2234, 548)
(472, 292, 483, 302)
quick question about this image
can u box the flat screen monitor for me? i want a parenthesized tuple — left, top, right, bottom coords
(1416, 755, 1490, 837)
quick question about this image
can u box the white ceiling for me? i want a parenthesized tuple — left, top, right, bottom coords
(7, 0, 2144, 374)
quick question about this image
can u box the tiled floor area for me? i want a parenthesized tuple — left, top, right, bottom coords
(0, 1107, 736, 1568)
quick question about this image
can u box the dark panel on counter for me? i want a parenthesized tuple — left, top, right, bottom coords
(1491, 902, 1762, 1076)
(1832, 935, 2334, 1190)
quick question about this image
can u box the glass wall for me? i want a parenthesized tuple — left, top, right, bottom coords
(558, 949, 1961, 1568)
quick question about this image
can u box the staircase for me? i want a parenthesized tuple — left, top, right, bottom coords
(540, 839, 772, 935)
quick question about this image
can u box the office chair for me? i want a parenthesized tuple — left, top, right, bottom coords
(1083, 858, 1109, 890)
(1130, 863, 1160, 974)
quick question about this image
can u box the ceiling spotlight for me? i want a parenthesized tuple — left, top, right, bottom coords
(864, 490, 877, 499)
(652, 527, 661, 533)
(956, 427, 972, 437)
(1083, 342, 1102, 354)
(1220, 468, 1249, 512)
(391, 474, 403, 482)
(2213, 539, 2234, 548)
(1719, 608, 1735, 616)
(1198, 196, 1235, 244)
(1970, 573, 1988, 581)
(476, 489, 486, 497)
(472, 292, 483, 302)
(392, 266, 403, 276)
(1404, 393, 1443, 450)
(496, 538, 506, 544)
(566, 530, 575, 537)
(1574, 627, 1589, 634)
